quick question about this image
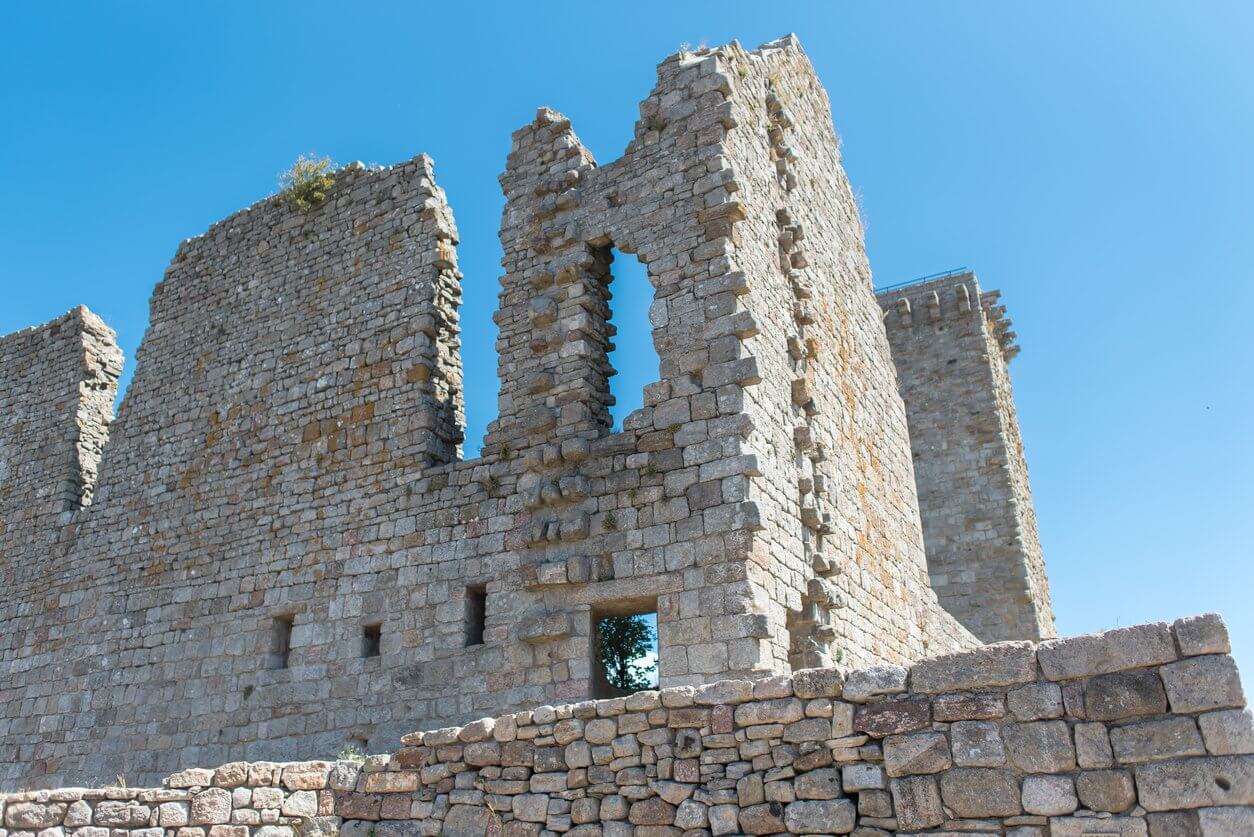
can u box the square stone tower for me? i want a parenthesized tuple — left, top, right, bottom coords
(878, 272, 1055, 642)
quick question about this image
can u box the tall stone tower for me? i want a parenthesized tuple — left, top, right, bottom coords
(878, 272, 1055, 642)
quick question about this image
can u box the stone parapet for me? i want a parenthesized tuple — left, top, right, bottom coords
(4, 616, 1247, 835)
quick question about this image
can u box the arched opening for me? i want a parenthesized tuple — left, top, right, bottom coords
(604, 247, 658, 429)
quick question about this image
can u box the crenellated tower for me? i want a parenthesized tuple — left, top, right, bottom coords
(878, 271, 1055, 643)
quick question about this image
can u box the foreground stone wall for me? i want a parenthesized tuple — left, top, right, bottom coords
(4, 617, 1248, 835)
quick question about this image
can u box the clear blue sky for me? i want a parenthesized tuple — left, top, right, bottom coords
(2, 3, 1251, 677)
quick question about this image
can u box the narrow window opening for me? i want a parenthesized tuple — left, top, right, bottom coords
(465, 586, 487, 647)
(591, 600, 659, 698)
(604, 247, 659, 430)
(267, 615, 294, 670)
(361, 623, 382, 658)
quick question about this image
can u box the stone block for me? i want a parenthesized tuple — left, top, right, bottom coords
(1160, 655, 1246, 714)
(939, 767, 1022, 818)
(794, 767, 842, 799)
(1003, 720, 1075, 773)
(853, 699, 930, 736)
(628, 798, 675, 826)
(841, 763, 885, 791)
(857, 788, 892, 818)
(1134, 755, 1254, 811)
(1075, 769, 1136, 813)
(842, 666, 908, 703)
(1075, 721, 1115, 768)
(1021, 774, 1078, 815)
(792, 668, 844, 699)
(784, 799, 855, 834)
(909, 641, 1037, 693)
(889, 776, 944, 830)
(1110, 716, 1206, 763)
(1008, 682, 1064, 720)
(883, 732, 951, 777)
(951, 720, 1007, 767)
(932, 691, 1005, 721)
(734, 698, 803, 726)
(1198, 805, 1254, 834)
(737, 801, 785, 835)
(1085, 670, 1168, 721)
(1049, 816, 1148, 836)
(189, 790, 232, 826)
(1199, 709, 1254, 755)
(1038, 622, 1177, 680)
(1173, 613, 1230, 656)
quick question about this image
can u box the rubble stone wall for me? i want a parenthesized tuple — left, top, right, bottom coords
(0, 306, 121, 558)
(3, 617, 1248, 836)
(879, 273, 1055, 644)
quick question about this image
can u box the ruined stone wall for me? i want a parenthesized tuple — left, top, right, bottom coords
(2, 37, 993, 791)
(0, 306, 121, 557)
(4, 617, 1249, 835)
(879, 273, 1055, 643)
(0, 156, 476, 788)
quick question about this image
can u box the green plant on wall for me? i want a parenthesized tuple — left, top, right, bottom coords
(280, 153, 336, 212)
(597, 614, 657, 691)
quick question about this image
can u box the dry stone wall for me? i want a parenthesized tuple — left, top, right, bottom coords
(3, 617, 1248, 835)
(878, 273, 1054, 644)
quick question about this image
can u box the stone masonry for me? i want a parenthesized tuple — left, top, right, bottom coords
(2, 616, 1250, 835)
(878, 272, 1054, 643)
(0, 34, 1134, 801)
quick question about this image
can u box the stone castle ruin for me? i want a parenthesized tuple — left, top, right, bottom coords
(1, 36, 1249, 834)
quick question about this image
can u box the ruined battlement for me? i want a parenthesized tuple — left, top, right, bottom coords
(0, 36, 1098, 795)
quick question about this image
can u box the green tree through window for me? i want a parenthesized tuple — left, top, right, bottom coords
(597, 614, 657, 691)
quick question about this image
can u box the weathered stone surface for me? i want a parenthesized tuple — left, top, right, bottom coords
(794, 767, 842, 800)
(1049, 815, 1148, 836)
(1135, 755, 1254, 811)
(189, 789, 232, 825)
(1022, 774, 1078, 815)
(1084, 670, 1169, 721)
(629, 797, 676, 826)
(1199, 709, 1254, 755)
(1110, 716, 1206, 763)
(910, 642, 1037, 694)
(951, 720, 1007, 767)
(883, 732, 952, 777)
(1038, 622, 1177, 680)
(853, 699, 931, 736)
(889, 776, 944, 830)
(939, 767, 1022, 817)
(841, 763, 885, 791)
(6, 803, 68, 829)
(1159, 655, 1246, 714)
(842, 666, 907, 702)
(1008, 682, 1063, 721)
(1075, 721, 1115, 768)
(443, 805, 500, 837)
(792, 668, 845, 699)
(1003, 720, 1076, 773)
(1174, 613, 1230, 656)
(735, 699, 804, 727)
(737, 801, 786, 834)
(1075, 769, 1137, 813)
(784, 799, 855, 834)
(932, 691, 1006, 721)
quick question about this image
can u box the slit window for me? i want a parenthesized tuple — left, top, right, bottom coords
(361, 623, 382, 658)
(465, 586, 486, 647)
(267, 615, 294, 670)
(603, 246, 658, 430)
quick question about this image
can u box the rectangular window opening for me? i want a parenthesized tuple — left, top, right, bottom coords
(591, 599, 659, 699)
(465, 586, 487, 647)
(267, 614, 294, 670)
(361, 623, 382, 658)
